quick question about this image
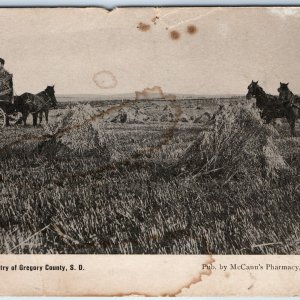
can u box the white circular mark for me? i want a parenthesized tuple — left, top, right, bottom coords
(93, 71, 117, 89)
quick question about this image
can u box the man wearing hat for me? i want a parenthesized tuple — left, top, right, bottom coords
(0, 58, 13, 102)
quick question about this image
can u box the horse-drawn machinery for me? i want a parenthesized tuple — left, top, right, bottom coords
(0, 86, 58, 128)
(0, 99, 21, 128)
(0, 59, 58, 128)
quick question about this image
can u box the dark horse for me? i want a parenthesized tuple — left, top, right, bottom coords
(277, 82, 300, 136)
(246, 80, 287, 124)
(14, 86, 57, 126)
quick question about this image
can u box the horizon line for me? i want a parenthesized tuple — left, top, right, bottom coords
(56, 93, 247, 97)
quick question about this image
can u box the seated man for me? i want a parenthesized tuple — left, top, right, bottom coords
(0, 58, 16, 125)
(0, 57, 13, 102)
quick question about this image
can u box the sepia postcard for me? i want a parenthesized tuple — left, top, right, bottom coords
(0, 6, 300, 296)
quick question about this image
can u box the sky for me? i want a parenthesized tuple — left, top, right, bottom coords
(1, 7, 300, 96)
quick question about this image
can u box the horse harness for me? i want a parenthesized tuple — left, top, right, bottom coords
(282, 92, 300, 109)
(24, 91, 53, 114)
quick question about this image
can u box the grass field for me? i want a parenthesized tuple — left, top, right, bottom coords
(0, 98, 299, 254)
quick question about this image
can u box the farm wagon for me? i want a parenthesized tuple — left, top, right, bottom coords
(0, 100, 20, 127)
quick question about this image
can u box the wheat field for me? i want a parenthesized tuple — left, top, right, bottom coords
(0, 98, 299, 254)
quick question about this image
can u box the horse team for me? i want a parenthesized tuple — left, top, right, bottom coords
(247, 81, 300, 136)
(7, 85, 57, 126)
(5, 81, 300, 136)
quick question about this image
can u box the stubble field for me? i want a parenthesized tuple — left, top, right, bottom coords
(0, 97, 299, 254)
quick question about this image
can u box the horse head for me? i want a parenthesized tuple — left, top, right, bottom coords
(45, 85, 58, 109)
(246, 80, 259, 100)
(277, 82, 292, 102)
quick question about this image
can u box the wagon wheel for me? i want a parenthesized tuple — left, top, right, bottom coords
(0, 108, 6, 128)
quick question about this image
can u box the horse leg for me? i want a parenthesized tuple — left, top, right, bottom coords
(287, 117, 296, 136)
(261, 110, 269, 124)
(291, 120, 296, 137)
(22, 112, 29, 126)
(266, 117, 272, 124)
(264, 113, 272, 124)
(32, 113, 38, 126)
(39, 111, 43, 124)
(5, 114, 10, 126)
(45, 110, 49, 123)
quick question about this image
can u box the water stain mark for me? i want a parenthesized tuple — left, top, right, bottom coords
(170, 30, 180, 40)
(135, 86, 164, 100)
(93, 71, 117, 89)
(0, 86, 185, 195)
(137, 22, 151, 32)
(68, 255, 216, 296)
(187, 25, 198, 35)
(151, 16, 159, 25)
(167, 255, 215, 296)
(0, 100, 135, 155)
(0, 87, 182, 160)
(132, 86, 182, 157)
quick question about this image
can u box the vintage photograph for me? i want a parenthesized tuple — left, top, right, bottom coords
(0, 7, 299, 255)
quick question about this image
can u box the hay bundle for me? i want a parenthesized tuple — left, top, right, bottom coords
(110, 110, 127, 123)
(193, 112, 211, 123)
(179, 114, 189, 122)
(193, 116, 202, 123)
(108, 106, 150, 123)
(135, 107, 150, 122)
(40, 104, 110, 159)
(179, 104, 290, 181)
(160, 105, 174, 122)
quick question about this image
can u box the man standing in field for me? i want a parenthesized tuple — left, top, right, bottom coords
(0, 58, 13, 102)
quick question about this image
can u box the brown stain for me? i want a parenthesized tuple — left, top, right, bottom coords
(74, 91, 179, 179)
(1, 89, 171, 149)
(225, 272, 230, 278)
(151, 16, 159, 25)
(170, 30, 180, 40)
(93, 70, 117, 89)
(0, 87, 185, 197)
(0, 92, 217, 295)
(167, 255, 215, 296)
(133, 103, 181, 156)
(137, 22, 151, 32)
(133, 87, 182, 156)
(68, 255, 216, 297)
(0, 99, 136, 155)
(135, 86, 164, 100)
(1, 87, 184, 208)
(187, 25, 198, 35)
